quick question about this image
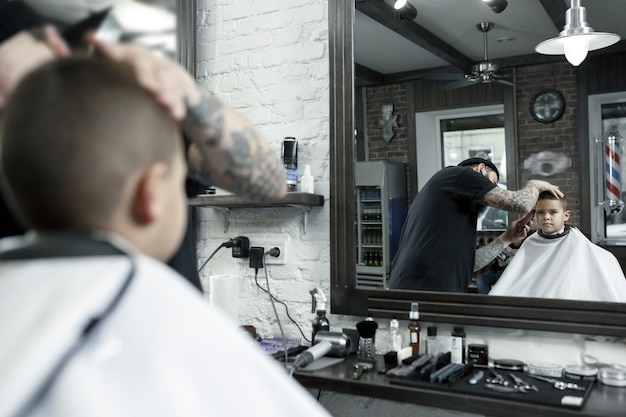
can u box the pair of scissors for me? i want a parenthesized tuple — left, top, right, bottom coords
(486, 370, 509, 386)
(509, 373, 538, 392)
(528, 374, 586, 391)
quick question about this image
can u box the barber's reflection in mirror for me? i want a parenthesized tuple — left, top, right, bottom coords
(388, 157, 564, 292)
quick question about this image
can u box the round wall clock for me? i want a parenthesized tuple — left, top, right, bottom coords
(530, 89, 565, 123)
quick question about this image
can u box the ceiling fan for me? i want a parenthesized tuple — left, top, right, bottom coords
(421, 22, 515, 90)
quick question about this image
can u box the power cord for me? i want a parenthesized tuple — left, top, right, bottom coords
(197, 238, 237, 273)
(253, 271, 311, 344)
(250, 248, 311, 369)
(259, 251, 288, 366)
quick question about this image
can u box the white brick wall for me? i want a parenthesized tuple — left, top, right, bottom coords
(194, 0, 331, 341)
(193, 2, 626, 416)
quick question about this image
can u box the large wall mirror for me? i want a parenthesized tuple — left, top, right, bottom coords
(329, 0, 626, 338)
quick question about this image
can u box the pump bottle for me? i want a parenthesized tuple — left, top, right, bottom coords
(408, 302, 420, 355)
(310, 288, 330, 342)
(450, 326, 466, 364)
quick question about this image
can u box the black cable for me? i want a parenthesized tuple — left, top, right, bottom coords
(254, 273, 311, 344)
(259, 258, 289, 366)
(197, 238, 236, 274)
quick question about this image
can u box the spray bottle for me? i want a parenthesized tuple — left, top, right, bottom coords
(310, 288, 330, 342)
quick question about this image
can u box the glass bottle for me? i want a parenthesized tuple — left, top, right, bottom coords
(425, 326, 441, 356)
(408, 302, 420, 356)
(312, 308, 330, 342)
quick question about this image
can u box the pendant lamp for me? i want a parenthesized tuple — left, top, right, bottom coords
(535, 0, 620, 66)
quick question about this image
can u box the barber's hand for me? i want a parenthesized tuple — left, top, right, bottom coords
(85, 36, 201, 121)
(529, 179, 565, 199)
(501, 216, 530, 247)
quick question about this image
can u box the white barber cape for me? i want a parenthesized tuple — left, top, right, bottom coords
(489, 226, 626, 302)
(0, 234, 332, 417)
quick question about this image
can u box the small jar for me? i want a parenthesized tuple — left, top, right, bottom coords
(563, 364, 598, 381)
(598, 366, 626, 387)
(468, 344, 489, 367)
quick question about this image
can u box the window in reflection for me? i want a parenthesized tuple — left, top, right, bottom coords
(440, 114, 508, 230)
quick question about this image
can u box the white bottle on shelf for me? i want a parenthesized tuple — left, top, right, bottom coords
(301, 164, 314, 193)
(389, 316, 403, 352)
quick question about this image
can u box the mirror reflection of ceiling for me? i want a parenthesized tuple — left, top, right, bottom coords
(25, 0, 176, 22)
(354, 0, 626, 75)
(25, 0, 176, 54)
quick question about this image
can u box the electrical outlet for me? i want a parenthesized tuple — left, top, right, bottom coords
(265, 242, 286, 265)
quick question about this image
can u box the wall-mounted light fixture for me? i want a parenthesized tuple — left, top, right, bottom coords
(393, 0, 417, 21)
(535, 0, 620, 67)
(482, 0, 508, 14)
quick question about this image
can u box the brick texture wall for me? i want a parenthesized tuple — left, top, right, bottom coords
(366, 84, 410, 165)
(515, 62, 580, 226)
(363, 62, 581, 226)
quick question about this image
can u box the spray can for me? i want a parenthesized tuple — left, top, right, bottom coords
(310, 288, 330, 342)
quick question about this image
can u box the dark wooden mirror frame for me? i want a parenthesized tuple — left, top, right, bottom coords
(328, 0, 626, 338)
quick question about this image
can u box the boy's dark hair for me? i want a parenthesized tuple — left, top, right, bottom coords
(1, 56, 181, 231)
(538, 191, 568, 210)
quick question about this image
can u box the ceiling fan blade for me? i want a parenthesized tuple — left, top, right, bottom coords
(440, 78, 474, 91)
(495, 79, 515, 87)
(418, 73, 465, 81)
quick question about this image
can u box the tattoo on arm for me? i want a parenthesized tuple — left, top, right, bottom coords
(183, 92, 285, 200)
(502, 246, 517, 257)
(474, 239, 505, 271)
(482, 182, 541, 213)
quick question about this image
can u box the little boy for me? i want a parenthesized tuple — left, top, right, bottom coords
(489, 191, 626, 302)
(0, 57, 330, 417)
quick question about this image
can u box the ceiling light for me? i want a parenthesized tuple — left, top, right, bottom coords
(393, 0, 407, 9)
(535, 0, 620, 66)
(482, 0, 508, 14)
(393, 0, 417, 21)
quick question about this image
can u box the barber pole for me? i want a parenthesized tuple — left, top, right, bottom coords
(604, 128, 625, 214)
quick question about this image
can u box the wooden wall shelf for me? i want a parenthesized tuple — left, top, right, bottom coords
(188, 192, 325, 233)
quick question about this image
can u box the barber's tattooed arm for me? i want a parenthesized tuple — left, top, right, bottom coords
(474, 238, 505, 272)
(481, 179, 564, 213)
(83, 38, 286, 200)
(183, 92, 286, 201)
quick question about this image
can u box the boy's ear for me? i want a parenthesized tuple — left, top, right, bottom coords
(131, 163, 168, 225)
(564, 209, 571, 222)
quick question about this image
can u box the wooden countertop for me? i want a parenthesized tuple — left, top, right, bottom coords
(293, 358, 626, 417)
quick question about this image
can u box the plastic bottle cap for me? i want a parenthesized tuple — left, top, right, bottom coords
(427, 326, 437, 336)
(390, 318, 399, 328)
(303, 164, 312, 176)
